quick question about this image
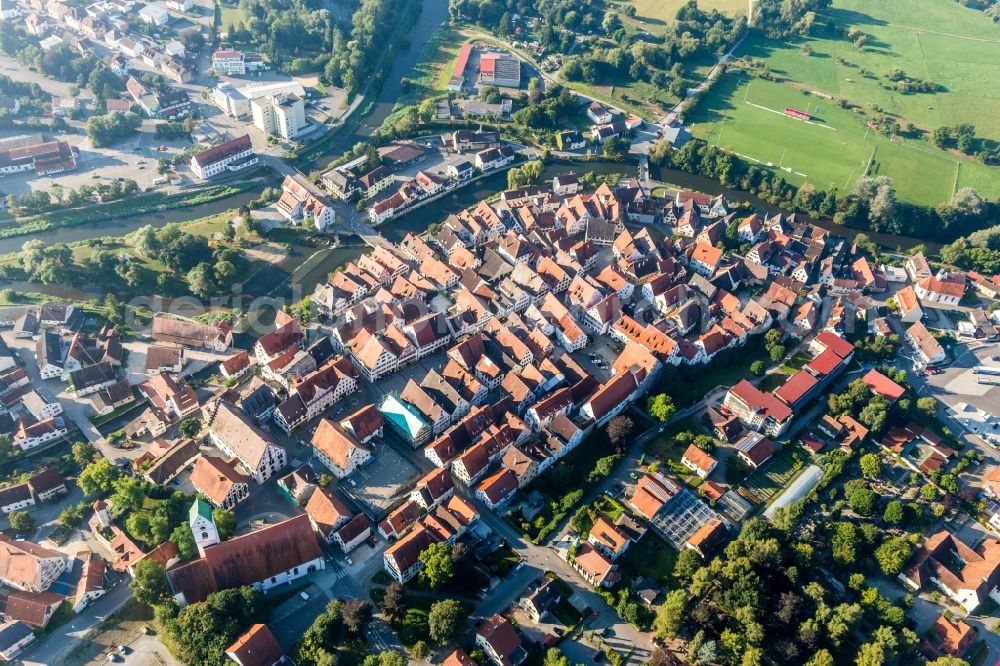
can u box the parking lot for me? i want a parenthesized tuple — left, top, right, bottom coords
(338, 439, 420, 517)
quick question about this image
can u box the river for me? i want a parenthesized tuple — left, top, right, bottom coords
(0, 190, 262, 256)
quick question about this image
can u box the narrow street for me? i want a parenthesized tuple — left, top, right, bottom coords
(465, 493, 654, 665)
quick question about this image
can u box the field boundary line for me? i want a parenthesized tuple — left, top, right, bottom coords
(744, 100, 838, 131)
(884, 22, 1000, 44)
(726, 148, 808, 177)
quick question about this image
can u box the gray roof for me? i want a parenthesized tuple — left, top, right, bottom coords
(0, 619, 33, 651)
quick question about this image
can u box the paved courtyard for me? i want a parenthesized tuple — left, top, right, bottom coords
(338, 440, 420, 517)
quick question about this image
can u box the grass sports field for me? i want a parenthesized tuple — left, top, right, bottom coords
(688, 77, 961, 205)
(686, 0, 1000, 205)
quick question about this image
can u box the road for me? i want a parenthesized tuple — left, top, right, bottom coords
(466, 492, 653, 665)
(14, 582, 134, 666)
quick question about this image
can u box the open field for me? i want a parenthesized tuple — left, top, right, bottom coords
(740, 0, 1000, 140)
(687, 76, 971, 205)
(398, 25, 469, 105)
(219, 4, 242, 30)
(687, 0, 1000, 204)
(611, 0, 747, 28)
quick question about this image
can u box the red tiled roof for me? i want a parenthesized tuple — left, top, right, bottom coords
(773, 369, 818, 407)
(861, 369, 905, 402)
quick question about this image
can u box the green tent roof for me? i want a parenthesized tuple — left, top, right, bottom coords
(189, 497, 213, 524)
(379, 395, 428, 440)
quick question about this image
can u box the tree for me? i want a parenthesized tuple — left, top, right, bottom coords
(126, 512, 151, 539)
(72, 441, 97, 468)
(163, 587, 264, 665)
(507, 161, 543, 190)
(110, 476, 145, 515)
(674, 548, 702, 584)
(131, 559, 169, 606)
(875, 537, 912, 576)
(544, 649, 571, 666)
(653, 589, 687, 638)
(859, 453, 881, 478)
(381, 582, 406, 620)
(412, 641, 430, 660)
(750, 360, 766, 375)
(186, 262, 217, 299)
(180, 417, 202, 438)
(171, 523, 198, 560)
(212, 509, 236, 540)
(647, 394, 677, 422)
(916, 397, 938, 419)
(769, 344, 786, 362)
(378, 651, 406, 666)
(607, 415, 634, 447)
(78, 458, 120, 496)
(8, 510, 32, 533)
(418, 542, 453, 589)
(920, 485, 938, 501)
(59, 502, 89, 528)
(341, 598, 372, 634)
(847, 486, 877, 517)
(882, 500, 904, 525)
(858, 397, 888, 434)
(86, 111, 141, 147)
(428, 599, 463, 645)
(831, 522, 859, 566)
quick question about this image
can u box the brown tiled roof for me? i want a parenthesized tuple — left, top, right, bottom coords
(166, 515, 321, 604)
(143, 438, 200, 485)
(415, 468, 454, 503)
(225, 623, 284, 666)
(384, 523, 435, 572)
(221, 350, 250, 376)
(189, 456, 247, 506)
(582, 374, 636, 420)
(476, 615, 522, 665)
(476, 468, 517, 505)
(1, 590, 63, 626)
(340, 404, 383, 442)
(443, 649, 479, 666)
(208, 402, 279, 470)
(192, 134, 252, 168)
(305, 487, 352, 535)
(75, 552, 104, 599)
(311, 419, 370, 472)
(335, 513, 371, 544)
(681, 444, 717, 474)
(589, 517, 630, 556)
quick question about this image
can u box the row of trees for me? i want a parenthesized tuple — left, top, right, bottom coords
(650, 135, 1000, 242)
(320, 0, 417, 94)
(6, 178, 140, 216)
(939, 223, 1000, 274)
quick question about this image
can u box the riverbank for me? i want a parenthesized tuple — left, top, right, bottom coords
(648, 163, 941, 253)
(0, 167, 278, 243)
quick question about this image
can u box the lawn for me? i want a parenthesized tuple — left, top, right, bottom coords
(737, 446, 808, 506)
(619, 533, 679, 588)
(687, 76, 960, 205)
(219, 4, 242, 30)
(686, 0, 1000, 205)
(610, 0, 747, 27)
(399, 25, 469, 106)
